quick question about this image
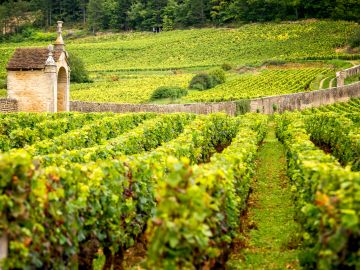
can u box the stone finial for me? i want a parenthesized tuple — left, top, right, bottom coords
(45, 45, 56, 66)
(54, 21, 65, 50)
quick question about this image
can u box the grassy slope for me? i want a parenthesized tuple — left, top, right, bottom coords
(227, 123, 301, 270)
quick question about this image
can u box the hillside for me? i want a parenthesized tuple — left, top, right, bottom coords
(0, 20, 359, 103)
(1, 12, 360, 270)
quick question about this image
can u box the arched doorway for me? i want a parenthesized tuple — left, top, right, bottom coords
(57, 67, 67, 112)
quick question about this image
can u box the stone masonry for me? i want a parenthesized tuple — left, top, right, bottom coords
(71, 81, 360, 115)
(336, 64, 360, 87)
(0, 98, 18, 113)
(6, 21, 70, 113)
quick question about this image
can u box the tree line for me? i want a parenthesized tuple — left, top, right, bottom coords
(0, 0, 359, 34)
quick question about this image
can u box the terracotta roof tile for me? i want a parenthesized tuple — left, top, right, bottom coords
(7, 48, 63, 70)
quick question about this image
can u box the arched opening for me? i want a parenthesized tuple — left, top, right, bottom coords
(57, 67, 67, 112)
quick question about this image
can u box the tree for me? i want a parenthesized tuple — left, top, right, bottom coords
(210, 0, 233, 24)
(127, 1, 148, 30)
(162, 15, 174, 31)
(0, 4, 9, 35)
(162, 0, 179, 20)
(147, 0, 168, 28)
(114, 0, 132, 30)
(332, 0, 360, 22)
(79, 0, 88, 25)
(68, 52, 92, 83)
(0, 0, 360, 32)
(87, 0, 104, 33)
(102, 0, 118, 29)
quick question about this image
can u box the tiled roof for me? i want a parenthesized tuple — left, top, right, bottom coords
(7, 48, 62, 70)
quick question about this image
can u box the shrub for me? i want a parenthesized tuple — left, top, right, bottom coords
(262, 59, 286, 66)
(189, 70, 226, 91)
(3, 26, 57, 43)
(349, 29, 360, 48)
(68, 52, 92, 83)
(0, 78, 6, 89)
(189, 73, 215, 90)
(221, 63, 233, 71)
(235, 99, 251, 115)
(150, 86, 188, 100)
(209, 68, 226, 84)
(272, 104, 278, 112)
(162, 15, 174, 31)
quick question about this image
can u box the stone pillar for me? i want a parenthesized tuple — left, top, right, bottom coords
(66, 68, 71, 111)
(45, 45, 58, 112)
(336, 71, 345, 87)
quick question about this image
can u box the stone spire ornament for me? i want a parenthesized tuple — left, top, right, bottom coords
(54, 21, 65, 50)
(45, 45, 57, 74)
(45, 45, 56, 66)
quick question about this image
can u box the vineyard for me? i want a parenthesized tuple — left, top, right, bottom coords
(0, 98, 359, 269)
(0, 15, 360, 269)
(0, 112, 267, 269)
(71, 74, 192, 104)
(184, 67, 331, 102)
(1, 20, 360, 103)
(69, 67, 331, 104)
(274, 99, 360, 269)
(0, 21, 358, 75)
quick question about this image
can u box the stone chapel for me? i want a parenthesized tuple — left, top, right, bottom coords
(6, 21, 70, 112)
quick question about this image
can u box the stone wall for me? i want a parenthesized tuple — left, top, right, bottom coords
(71, 81, 360, 115)
(70, 101, 237, 115)
(2, 80, 358, 115)
(249, 81, 360, 114)
(0, 98, 18, 113)
(7, 70, 56, 112)
(6, 51, 70, 113)
(336, 65, 360, 87)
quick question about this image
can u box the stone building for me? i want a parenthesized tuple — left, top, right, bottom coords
(6, 21, 70, 112)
